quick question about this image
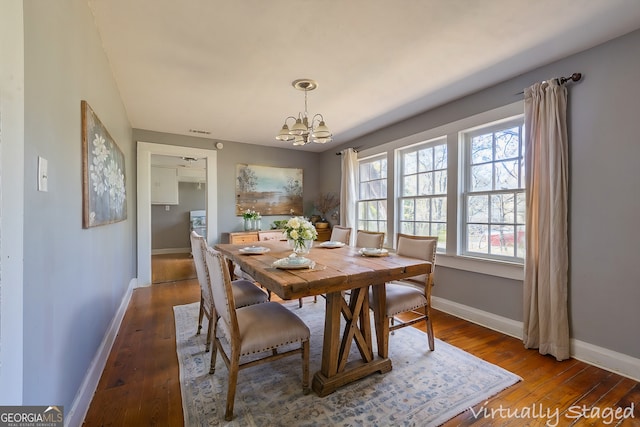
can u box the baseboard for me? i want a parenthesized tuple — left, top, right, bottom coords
(65, 277, 136, 427)
(431, 296, 523, 339)
(431, 296, 640, 382)
(571, 339, 640, 382)
(152, 247, 191, 255)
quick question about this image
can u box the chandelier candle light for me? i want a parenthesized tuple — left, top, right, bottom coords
(276, 79, 332, 146)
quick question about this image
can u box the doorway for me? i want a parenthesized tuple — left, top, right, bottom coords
(137, 142, 218, 287)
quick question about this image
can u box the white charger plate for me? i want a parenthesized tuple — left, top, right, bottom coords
(273, 257, 313, 269)
(319, 241, 346, 248)
(239, 246, 270, 255)
(359, 248, 389, 257)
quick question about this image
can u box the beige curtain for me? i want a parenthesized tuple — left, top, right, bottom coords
(340, 148, 358, 246)
(523, 79, 570, 361)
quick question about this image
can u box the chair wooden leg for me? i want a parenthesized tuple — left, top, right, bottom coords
(225, 356, 240, 421)
(209, 324, 218, 374)
(425, 309, 435, 351)
(302, 340, 310, 394)
(197, 297, 204, 335)
(205, 314, 213, 352)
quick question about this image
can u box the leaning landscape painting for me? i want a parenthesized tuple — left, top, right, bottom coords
(236, 164, 303, 216)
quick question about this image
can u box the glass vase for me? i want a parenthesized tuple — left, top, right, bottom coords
(244, 218, 253, 231)
(288, 239, 313, 257)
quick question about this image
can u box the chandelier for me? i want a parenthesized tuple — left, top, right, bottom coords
(275, 79, 332, 146)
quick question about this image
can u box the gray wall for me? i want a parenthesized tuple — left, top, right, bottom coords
(324, 29, 640, 359)
(152, 181, 206, 250)
(23, 0, 135, 410)
(133, 129, 325, 237)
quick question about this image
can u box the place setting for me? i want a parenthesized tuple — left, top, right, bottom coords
(358, 247, 389, 257)
(238, 245, 270, 255)
(318, 241, 346, 249)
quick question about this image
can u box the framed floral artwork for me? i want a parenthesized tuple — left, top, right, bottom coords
(81, 100, 127, 228)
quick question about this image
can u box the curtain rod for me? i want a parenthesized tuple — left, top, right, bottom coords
(335, 146, 361, 155)
(517, 72, 582, 95)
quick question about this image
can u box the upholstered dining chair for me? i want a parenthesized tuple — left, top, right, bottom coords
(190, 231, 268, 352)
(329, 225, 352, 244)
(355, 230, 385, 249)
(204, 246, 310, 421)
(370, 233, 438, 351)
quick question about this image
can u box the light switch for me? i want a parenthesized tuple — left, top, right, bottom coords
(38, 156, 48, 192)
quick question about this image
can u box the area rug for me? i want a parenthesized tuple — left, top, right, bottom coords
(174, 300, 520, 426)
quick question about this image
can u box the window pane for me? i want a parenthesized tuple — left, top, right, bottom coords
(516, 192, 526, 223)
(400, 221, 414, 234)
(491, 193, 514, 223)
(380, 179, 387, 198)
(467, 195, 488, 222)
(495, 160, 519, 189)
(431, 197, 447, 221)
(417, 172, 432, 195)
(404, 151, 417, 175)
(495, 127, 520, 160)
(415, 222, 430, 235)
(359, 182, 368, 199)
(434, 223, 447, 249)
(357, 202, 366, 220)
(434, 144, 447, 169)
(490, 225, 515, 257)
(434, 170, 447, 194)
(471, 134, 492, 164)
(370, 161, 382, 180)
(401, 199, 414, 220)
(516, 225, 526, 258)
(377, 201, 387, 220)
(467, 224, 488, 254)
(470, 164, 492, 191)
(418, 148, 432, 172)
(415, 198, 429, 221)
(359, 163, 370, 182)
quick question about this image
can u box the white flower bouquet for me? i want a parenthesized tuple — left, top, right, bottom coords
(283, 216, 318, 254)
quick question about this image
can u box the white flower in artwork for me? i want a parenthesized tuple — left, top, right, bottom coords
(88, 130, 127, 218)
(89, 211, 96, 225)
(104, 159, 126, 213)
(92, 133, 109, 169)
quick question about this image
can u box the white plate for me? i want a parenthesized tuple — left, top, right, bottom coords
(319, 241, 346, 248)
(272, 257, 313, 269)
(239, 246, 270, 255)
(359, 248, 389, 257)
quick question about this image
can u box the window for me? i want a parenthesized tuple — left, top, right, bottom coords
(462, 118, 525, 262)
(398, 138, 447, 250)
(357, 156, 387, 233)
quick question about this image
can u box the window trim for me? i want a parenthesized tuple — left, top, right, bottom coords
(460, 116, 525, 264)
(396, 137, 448, 250)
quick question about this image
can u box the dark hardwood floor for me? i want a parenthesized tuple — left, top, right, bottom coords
(83, 257, 639, 426)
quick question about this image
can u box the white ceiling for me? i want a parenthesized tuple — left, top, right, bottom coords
(88, 0, 640, 152)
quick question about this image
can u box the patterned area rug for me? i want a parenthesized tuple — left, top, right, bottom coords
(174, 300, 520, 426)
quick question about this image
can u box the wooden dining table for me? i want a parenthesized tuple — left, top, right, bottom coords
(214, 240, 431, 397)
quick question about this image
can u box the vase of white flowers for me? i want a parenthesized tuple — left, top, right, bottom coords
(242, 209, 260, 231)
(283, 216, 318, 256)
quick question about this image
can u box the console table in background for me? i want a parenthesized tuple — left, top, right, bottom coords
(221, 226, 331, 244)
